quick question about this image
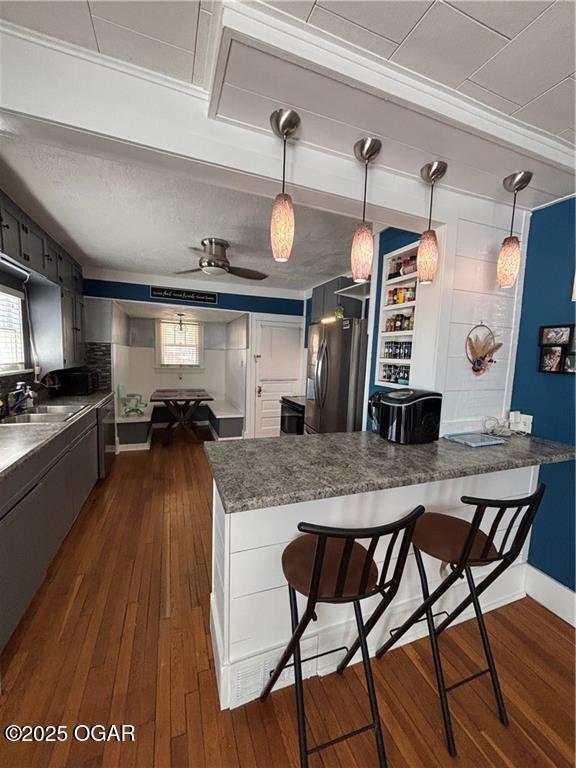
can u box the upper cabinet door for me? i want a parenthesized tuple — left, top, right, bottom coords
(43, 242, 60, 283)
(20, 221, 45, 274)
(57, 253, 75, 292)
(0, 202, 22, 262)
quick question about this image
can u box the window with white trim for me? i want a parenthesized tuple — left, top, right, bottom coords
(0, 287, 25, 373)
(156, 319, 204, 368)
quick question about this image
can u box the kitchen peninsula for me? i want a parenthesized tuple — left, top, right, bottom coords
(204, 432, 574, 709)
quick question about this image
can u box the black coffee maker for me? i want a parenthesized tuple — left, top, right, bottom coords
(368, 388, 442, 445)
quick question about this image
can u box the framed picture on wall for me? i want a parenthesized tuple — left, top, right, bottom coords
(539, 325, 573, 346)
(539, 346, 563, 373)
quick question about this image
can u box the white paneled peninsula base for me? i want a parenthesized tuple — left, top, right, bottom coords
(204, 432, 574, 709)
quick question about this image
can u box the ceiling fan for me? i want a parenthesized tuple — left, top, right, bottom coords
(175, 238, 268, 281)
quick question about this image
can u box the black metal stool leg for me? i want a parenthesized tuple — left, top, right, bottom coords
(414, 547, 457, 757)
(260, 589, 312, 703)
(464, 567, 509, 727)
(354, 600, 388, 768)
(289, 586, 309, 768)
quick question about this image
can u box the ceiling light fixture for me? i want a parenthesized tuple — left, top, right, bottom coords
(417, 161, 447, 285)
(177, 313, 185, 332)
(269, 108, 301, 263)
(351, 137, 382, 283)
(497, 171, 532, 289)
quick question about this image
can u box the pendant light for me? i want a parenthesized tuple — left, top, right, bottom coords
(177, 313, 185, 332)
(497, 171, 532, 289)
(269, 108, 301, 263)
(351, 137, 382, 283)
(417, 161, 447, 284)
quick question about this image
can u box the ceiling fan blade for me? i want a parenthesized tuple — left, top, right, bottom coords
(227, 266, 269, 281)
(174, 267, 203, 275)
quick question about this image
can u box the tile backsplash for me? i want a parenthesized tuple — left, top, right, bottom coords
(84, 342, 112, 390)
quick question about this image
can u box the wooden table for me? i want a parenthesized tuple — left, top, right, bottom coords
(150, 389, 214, 442)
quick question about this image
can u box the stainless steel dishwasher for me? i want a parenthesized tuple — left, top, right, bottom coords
(97, 395, 116, 479)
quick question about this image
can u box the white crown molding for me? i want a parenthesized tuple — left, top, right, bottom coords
(0, 20, 210, 102)
(217, 0, 574, 172)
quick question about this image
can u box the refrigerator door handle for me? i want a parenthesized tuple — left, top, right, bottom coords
(320, 342, 329, 408)
(315, 340, 325, 407)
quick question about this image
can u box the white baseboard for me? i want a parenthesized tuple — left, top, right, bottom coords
(525, 565, 576, 627)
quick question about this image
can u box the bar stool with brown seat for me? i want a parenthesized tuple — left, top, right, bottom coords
(336, 483, 546, 757)
(260, 506, 425, 768)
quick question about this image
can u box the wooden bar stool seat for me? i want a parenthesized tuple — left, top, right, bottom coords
(282, 535, 379, 602)
(412, 512, 498, 565)
(260, 506, 425, 768)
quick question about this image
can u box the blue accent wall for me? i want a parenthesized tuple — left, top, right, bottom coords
(368, 228, 420, 403)
(511, 197, 576, 590)
(83, 278, 304, 317)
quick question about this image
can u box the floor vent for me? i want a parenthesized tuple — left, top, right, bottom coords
(230, 636, 318, 709)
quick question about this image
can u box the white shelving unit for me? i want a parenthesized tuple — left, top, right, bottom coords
(375, 242, 420, 387)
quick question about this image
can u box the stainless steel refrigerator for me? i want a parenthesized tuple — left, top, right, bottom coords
(305, 318, 368, 433)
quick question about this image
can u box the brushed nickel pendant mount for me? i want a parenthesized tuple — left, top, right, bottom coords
(503, 170, 533, 195)
(269, 109, 301, 142)
(353, 137, 382, 166)
(420, 160, 448, 187)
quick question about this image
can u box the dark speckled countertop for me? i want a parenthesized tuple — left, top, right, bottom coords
(0, 391, 112, 479)
(204, 432, 575, 513)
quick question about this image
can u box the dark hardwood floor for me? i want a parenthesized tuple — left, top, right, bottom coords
(0, 432, 574, 767)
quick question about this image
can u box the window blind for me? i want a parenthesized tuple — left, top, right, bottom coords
(158, 320, 203, 367)
(0, 289, 25, 372)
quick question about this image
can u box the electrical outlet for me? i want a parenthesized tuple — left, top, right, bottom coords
(519, 414, 533, 434)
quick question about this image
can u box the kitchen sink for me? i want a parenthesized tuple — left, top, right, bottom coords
(1, 413, 70, 424)
(27, 405, 85, 415)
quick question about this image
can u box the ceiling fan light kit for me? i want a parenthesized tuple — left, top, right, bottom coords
(270, 108, 300, 263)
(417, 160, 447, 285)
(351, 137, 381, 283)
(175, 238, 268, 281)
(497, 171, 532, 289)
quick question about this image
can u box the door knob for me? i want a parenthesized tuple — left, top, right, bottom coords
(257, 385, 262, 397)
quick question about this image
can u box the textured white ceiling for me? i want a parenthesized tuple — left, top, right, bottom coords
(261, 0, 575, 145)
(0, 136, 359, 291)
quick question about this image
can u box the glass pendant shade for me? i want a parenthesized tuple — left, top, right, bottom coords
(270, 192, 295, 263)
(351, 222, 373, 283)
(417, 229, 438, 284)
(497, 235, 521, 288)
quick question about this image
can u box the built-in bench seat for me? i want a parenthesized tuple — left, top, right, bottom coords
(207, 400, 244, 440)
(116, 403, 154, 451)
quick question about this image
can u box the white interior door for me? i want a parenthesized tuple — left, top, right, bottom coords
(253, 320, 303, 438)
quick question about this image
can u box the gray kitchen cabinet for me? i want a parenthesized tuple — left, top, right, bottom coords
(310, 277, 362, 323)
(43, 241, 60, 283)
(28, 283, 84, 372)
(57, 253, 77, 292)
(74, 295, 85, 363)
(70, 426, 98, 515)
(0, 200, 22, 262)
(0, 420, 99, 652)
(20, 220, 45, 274)
(0, 483, 46, 651)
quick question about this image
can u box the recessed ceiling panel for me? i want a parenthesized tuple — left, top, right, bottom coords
(89, 1, 199, 51)
(447, 0, 553, 39)
(308, 6, 397, 59)
(92, 17, 194, 81)
(0, 0, 97, 49)
(317, 0, 433, 45)
(390, 2, 507, 87)
(513, 77, 575, 135)
(470, 1, 576, 105)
